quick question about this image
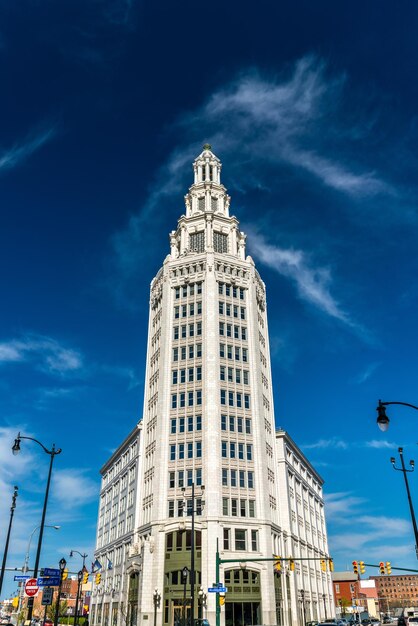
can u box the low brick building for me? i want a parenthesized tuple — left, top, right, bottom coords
(370, 575, 418, 610)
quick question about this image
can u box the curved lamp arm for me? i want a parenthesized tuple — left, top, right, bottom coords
(12, 432, 62, 456)
(376, 400, 418, 432)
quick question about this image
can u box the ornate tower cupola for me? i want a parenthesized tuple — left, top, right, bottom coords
(169, 145, 247, 260)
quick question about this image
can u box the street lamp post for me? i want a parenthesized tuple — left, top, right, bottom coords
(0, 486, 18, 595)
(181, 567, 189, 626)
(323, 593, 327, 619)
(70, 550, 88, 569)
(153, 589, 161, 626)
(391, 448, 418, 559)
(182, 482, 205, 626)
(300, 590, 306, 626)
(54, 558, 67, 626)
(12, 432, 62, 622)
(74, 570, 83, 626)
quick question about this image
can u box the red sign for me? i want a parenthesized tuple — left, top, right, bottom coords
(25, 578, 39, 597)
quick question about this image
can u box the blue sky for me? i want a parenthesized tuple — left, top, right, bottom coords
(1, 0, 418, 599)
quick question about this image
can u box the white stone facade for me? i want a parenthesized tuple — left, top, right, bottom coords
(91, 147, 333, 626)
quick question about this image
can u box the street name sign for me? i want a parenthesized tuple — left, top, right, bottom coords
(24, 578, 39, 597)
(42, 588, 54, 606)
(42, 568, 60, 577)
(14, 575, 30, 581)
(38, 576, 61, 586)
(208, 587, 227, 593)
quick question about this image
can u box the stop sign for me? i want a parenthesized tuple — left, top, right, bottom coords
(25, 578, 39, 597)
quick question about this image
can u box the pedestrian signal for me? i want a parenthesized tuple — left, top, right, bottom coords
(386, 562, 392, 575)
(289, 558, 295, 572)
(62, 568, 68, 581)
(274, 556, 281, 573)
(321, 559, 326, 572)
(328, 559, 334, 572)
(379, 562, 385, 575)
(83, 572, 89, 584)
(359, 561, 365, 574)
(95, 573, 101, 585)
(352, 561, 358, 575)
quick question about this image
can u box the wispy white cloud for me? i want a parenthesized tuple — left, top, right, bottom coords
(0, 334, 83, 375)
(0, 126, 56, 173)
(52, 469, 99, 508)
(303, 437, 349, 450)
(353, 362, 381, 384)
(365, 439, 397, 449)
(325, 492, 367, 518)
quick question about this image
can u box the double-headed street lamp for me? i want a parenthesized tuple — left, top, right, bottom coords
(391, 448, 418, 559)
(0, 486, 18, 595)
(12, 432, 62, 621)
(153, 589, 161, 626)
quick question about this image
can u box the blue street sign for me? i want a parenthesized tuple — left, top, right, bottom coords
(208, 587, 227, 593)
(38, 576, 61, 586)
(43, 568, 60, 577)
(14, 575, 30, 581)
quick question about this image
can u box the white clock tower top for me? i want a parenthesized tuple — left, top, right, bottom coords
(169, 145, 247, 260)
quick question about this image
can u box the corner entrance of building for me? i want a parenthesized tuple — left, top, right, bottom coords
(224, 569, 261, 626)
(171, 601, 190, 626)
(224, 602, 260, 626)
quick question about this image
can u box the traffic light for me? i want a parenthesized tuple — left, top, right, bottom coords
(359, 561, 365, 575)
(379, 562, 385, 575)
(320, 559, 327, 572)
(95, 573, 102, 585)
(328, 559, 334, 572)
(352, 561, 358, 575)
(386, 562, 392, 575)
(62, 568, 68, 581)
(83, 572, 89, 584)
(289, 558, 295, 572)
(219, 594, 225, 606)
(274, 556, 281, 573)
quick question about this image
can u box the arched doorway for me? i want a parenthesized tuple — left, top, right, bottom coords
(223, 569, 261, 626)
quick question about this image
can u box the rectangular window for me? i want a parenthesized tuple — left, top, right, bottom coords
(240, 288, 245, 300)
(236, 393, 242, 408)
(221, 441, 227, 458)
(219, 322, 224, 336)
(240, 499, 246, 517)
(222, 498, 229, 516)
(231, 469, 237, 487)
(197, 282, 202, 295)
(173, 326, 179, 340)
(180, 392, 185, 408)
(235, 529, 246, 550)
(228, 367, 233, 382)
(239, 471, 245, 488)
(196, 468, 202, 486)
(171, 394, 177, 409)
(243, 370, 249, 385)
(241, 307, 246, 320)
(227, 345, 233, 360)
(234, 325, 239, 339)
(182, 285, 187, 297)
(219, 283, 224, 295)
(247, 444, 253, 461)
(180, 369, 186, 383)
(189, 346, 194, 359)
(171, 418, 176, 434)
(181, 346, 186, 360)
(197, 301, 202, 315)
(245, 418, 251, 434)
(251, 529, 258, 551)
(236, 369, 241, 384)
(226, 303, 231, 316)
(214, 232, 228, 253)
(170, 445, 176, 461)
(196, 441, 202, 457)
(196, 415, 202, 430)
(229, 416, 235, 432)
(189, 303, 194, 316)
(172, 370, 178, 385)
(174, 306, 180, 319)
(219, 301, 224, 315)
(237, 417, 243, 433)
(196, 322, 202, 336)
(187, 442, 193, 459)
(188, 391, 194, 407)
(230, 442, 236, 458)
(231, 499, 238, 517)
(179, 443, 184, 460)
(169, 472, 175, 488)
(179, 417, 185, 433)
(235, 347, 240, 361)
(220, 390, 226, 405)
(248, 472, 254, 488)
(249, 500, 255, 517)
(227, 324, 232, 338)
(228, 391, 234, 407)
(222, 469, 228, 486)
(241, 327, 247, 340)
(221, 415, 227, 431)
(223, 528, 230, 550)
(175, 287, 180, 300)
(178, 470, 184, 488)
(182, 305, 187, 318)
(173, 348, 178, 361)
(242, 348, 248, 362)
(168, 501, 175, 518)
(188, 416, 193, 432)
(233, 305, 238, 318)
(181, 325, 187, 338)
(225, 284, 230, 297)
(238, 443, 244, 460)
(190, 232, 204, 253)
(219, 343, 225, 358)
(220, 366, 225, 381)
(196, 343, 202, 357)
(196, 390, 202, 405)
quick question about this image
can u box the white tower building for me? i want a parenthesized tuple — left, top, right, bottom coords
(91, 146, 333, 626)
